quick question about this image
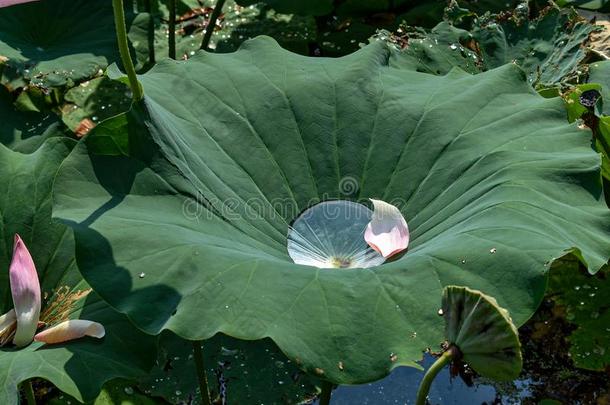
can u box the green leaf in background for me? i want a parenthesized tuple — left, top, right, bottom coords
(0, 139, 156, 405)
(556, 0, 610, 11)
(60, 77, 132, 134)
(234, 0, 332, 16)
(0, 0, 135, 89)
(563, 83, 603, 122)
(48, 379, 165, 405)
(0, 85, 59, 150)
(588, 60, 610, 115)
(578, 9, 610, 59)
(472, 4, 597, 87)
(139, 332, 319, 404)
(53, 38, 610, 385)
(381, 3, 597, 86)
(547, 257, 610, 371)
(128, 0, 317, 63)
(443, 286, 522, 381)
(376, 22, 482, 75)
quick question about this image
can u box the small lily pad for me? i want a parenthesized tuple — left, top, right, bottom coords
(442, 286, 522, 381)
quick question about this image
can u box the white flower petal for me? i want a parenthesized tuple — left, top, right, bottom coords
(34, 320, 105, 345)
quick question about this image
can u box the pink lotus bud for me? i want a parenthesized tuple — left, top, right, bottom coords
(0, 0, 39, 8)
(10, 234, 41, 347)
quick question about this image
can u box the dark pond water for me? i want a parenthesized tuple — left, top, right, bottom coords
(315, 354, 531, 405)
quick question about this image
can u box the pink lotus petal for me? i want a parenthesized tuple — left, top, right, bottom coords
(10, 234, 41, 347)
(34, 320, 105, 345)
(0, 0, 38, 8)
(364, 199, 410, 258)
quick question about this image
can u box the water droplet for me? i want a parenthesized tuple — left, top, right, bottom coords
(139, 272, 146, 278)
(338, 361, 344, 371)
(490, 248, 497, 254)
(390, 353, 398, 362)
(124, 387, 134, 395)
(450, 44, 458, 50)
(437, 308, 444, 316)
(175, 390, 182, 395)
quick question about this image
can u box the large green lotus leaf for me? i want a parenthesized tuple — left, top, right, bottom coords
(0, 139, 155, 405)
(53, 38, 610, 384)
(0, 0, 135, 89)
(139, 332, 319, 404)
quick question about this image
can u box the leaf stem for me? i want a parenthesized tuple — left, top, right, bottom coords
(23, 380, 36, 405)
(112, 0, 144, 101)
(415, 347, 455, 405)
(192, 341, 212, 405)
(168, 0, 176, 59)
(319, 380, 333, 405)
(199, 0, 226, 50)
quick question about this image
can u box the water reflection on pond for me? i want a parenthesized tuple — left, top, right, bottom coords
(317, 354, 532, 405)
